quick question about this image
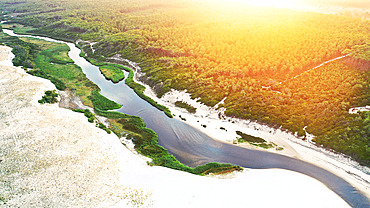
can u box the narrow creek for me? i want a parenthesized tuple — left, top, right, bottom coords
(3, 29, 369, 207)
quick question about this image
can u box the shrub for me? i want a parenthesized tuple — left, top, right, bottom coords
(236, 131, 266, 143)
(175, 101, 196, 113)
(38, 90, 58, 104)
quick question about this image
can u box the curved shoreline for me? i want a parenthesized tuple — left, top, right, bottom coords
(2, 29, 369, 206)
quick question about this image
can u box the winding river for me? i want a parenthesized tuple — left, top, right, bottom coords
(3, 29, 369, 207)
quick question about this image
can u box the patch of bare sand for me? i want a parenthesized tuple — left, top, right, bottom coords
(0, 46, 151, 207)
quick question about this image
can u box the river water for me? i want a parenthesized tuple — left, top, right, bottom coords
(3, 29, 369, 207)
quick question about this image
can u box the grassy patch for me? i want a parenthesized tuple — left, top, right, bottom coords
(39, 44, 74, 64)
(175, 101, 196, 113)
(88, 90, 121, 110)
(99, 64, 125, 83)
(28, 39, 100, 106)
(1, 23, 37, 34)
(236, 130, 276, 149)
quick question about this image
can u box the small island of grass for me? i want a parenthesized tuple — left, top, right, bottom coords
(99, 64, 125, 83)
(236, 130, 275, 149)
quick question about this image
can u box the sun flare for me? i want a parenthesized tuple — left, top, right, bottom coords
(231, 0, 300, 9)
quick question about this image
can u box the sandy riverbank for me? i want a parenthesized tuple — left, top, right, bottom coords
(129, 60, 370, 200)
(0, 45, 352, 207)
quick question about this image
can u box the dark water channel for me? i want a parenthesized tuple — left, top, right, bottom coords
(4, 29, 369, 207)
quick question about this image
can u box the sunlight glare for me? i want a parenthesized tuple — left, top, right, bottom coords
(229, 0, 301, 9)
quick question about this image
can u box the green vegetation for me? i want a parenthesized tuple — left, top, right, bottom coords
(175, 101, 196, 113)
(252, 142, 275, 149)
(345, 43, 370, 61)
(314, 111, 370, 162)
(83, 109, 95, 123)
(343, 43, 370, 71)
(27, 70, 67, 90)
(88, 90, 121, 110)
(73, 107, 96, 123)
(276, 146, 284, 151)
(1, 0, 368, 165)
(0, 32, 38, 68)
(96, 123, 111, 134)
(82, 108, 94, 122)
(38, 90, 58, 104)
(1, 22, 37, 34)
(99, 64, 125, 83)
(95, 108, 242, 175)
(72, 109, 86, 113)
(236, 130, 275, 149)
(179, 115, 186, 121)
(84, 59, 173, 117)
(39, 44, 74, 65)
(268, 61, 370, 163)
(0, 36, 111, 109)
(72, 109, 111, 133)
(236, 131, 266, 143)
